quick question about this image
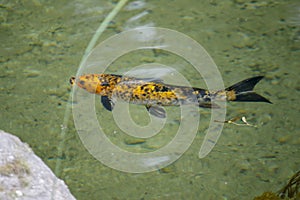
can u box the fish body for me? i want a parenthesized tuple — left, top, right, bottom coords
(70, 74, 271, 118)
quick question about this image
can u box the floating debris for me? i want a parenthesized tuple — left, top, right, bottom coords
(215, 116, 257, 127)
(278, 170, 300, 199)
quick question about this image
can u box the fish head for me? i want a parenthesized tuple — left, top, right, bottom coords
(70, 74, 110, 95)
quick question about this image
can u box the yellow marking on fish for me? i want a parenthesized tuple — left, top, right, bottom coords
(226, 90, 236, 101)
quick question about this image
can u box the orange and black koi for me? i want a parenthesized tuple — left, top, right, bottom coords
(70, 74, 271, 118)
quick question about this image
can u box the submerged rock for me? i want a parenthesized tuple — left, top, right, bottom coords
(0, 130, 76, 200)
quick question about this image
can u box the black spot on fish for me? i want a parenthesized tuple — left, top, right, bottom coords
(199, 89, 206, 96)
(154, 86, 162, 92)
(203, 96, 211, 102)
(101, 81, 109, 86)
(161, 86, 169, 92)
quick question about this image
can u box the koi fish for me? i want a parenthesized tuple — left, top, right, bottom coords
(70, 74, 271, 118)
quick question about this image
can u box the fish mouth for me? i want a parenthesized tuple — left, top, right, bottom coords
(70, 76, 76, 85)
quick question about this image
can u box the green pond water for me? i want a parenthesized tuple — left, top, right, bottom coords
(1, 0, 300, 199)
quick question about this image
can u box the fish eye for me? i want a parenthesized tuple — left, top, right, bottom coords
(79, 80, 85, 86)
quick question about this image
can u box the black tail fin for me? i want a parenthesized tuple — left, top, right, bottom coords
(226, 76, 272, 103)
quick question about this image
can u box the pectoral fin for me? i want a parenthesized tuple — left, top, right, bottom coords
(101, 96, 114, 111)
(146, 105, 166, 118)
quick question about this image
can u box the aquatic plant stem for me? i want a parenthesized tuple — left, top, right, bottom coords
(80, 0, 129, 70)
(52, 0, 128, 199)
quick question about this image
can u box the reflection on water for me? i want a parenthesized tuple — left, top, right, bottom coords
(0, 0, 300, 199)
